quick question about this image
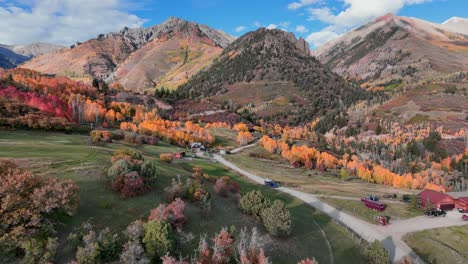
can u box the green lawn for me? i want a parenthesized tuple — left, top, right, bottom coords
(0, 130, 367, 264)
(321, 198, 421, 224)
(403, 226, 468, 264)
(209, 127, 238, 149)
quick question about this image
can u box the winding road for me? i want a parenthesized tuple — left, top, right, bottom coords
(204, 144, 468, 264)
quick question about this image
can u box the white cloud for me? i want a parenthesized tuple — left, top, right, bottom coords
(279, 21, 291, 30)
(266, 24, 277, 30)
(0, 0, 146, 45)
(253, 21, 262, 27)
(295, 25, 309, 33)
(299, 0, 431, 47)
(306, 29, 339, 47)
(235, 26, 247, 33)
(288, 0, 320, 10)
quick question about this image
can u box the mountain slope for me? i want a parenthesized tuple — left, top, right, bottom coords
(108, 17, 233, 92)
(314, 14, 468, 87)
(0, 42, 63, 69)
(442, 17, 468, 35)
(178, 28, 372, 125)
(22, 17, 234, 90)
(0, 45, 29, 68)
(12, 43, 65, 58)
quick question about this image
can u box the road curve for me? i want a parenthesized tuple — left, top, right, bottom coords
(212, 153, 423, 263)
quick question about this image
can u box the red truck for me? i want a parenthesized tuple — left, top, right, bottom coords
(361, 196, 387, 212)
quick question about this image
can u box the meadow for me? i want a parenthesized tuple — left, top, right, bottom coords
(0, 130, 367, 263)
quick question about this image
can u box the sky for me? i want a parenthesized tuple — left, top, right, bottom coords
(0, 0, 466, 48)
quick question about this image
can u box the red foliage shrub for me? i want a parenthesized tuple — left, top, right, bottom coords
(149, 198, 186, 230)
(0, 161, 79, 249)
(214, 177, 241, 197)
(113, 171, 149, 198)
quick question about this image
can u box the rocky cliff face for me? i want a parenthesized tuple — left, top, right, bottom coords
(22, 17, 235, 89)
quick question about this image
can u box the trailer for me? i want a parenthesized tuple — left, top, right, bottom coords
(361, 197, 386, 212)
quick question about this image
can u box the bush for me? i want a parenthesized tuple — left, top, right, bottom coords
(120, 239, 150, 264)
(239, 190, 271, 218)
(140, 160, 158, 182)
(185, 179, 211, 204)
(143, 220, 174, 260)
(113, 171, 149, 198)
(20, 237, 58, 264)
(76, 228, 122, 264)
(0, 165, 79, 257)
(90, 130, 112, 144)
(112, 149, 143, 163)
(160, 153, 173, 163)
(164, 177, 186, 202)
(107, 159, 131, 181)
(148, 198, 186, 230)
(124, 132, 143, 145)
(214, 176, 241, 197)
(363, 240, 390, 264)
(260, 200, 292, 236)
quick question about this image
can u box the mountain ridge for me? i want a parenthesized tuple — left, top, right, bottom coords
(314, 13, 468, 87)
(21, 17, 235, 90)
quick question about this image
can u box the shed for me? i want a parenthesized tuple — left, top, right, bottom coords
(173, 152, 186, 159)
(418, 189, 455, 210)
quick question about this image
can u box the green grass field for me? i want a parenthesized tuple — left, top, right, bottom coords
(209, 127, 238, 149)
(321, 198, 421, 224)
(0, 130, 367, 263)
(403, 226, 468, 264)
(224, 145, 417, 199)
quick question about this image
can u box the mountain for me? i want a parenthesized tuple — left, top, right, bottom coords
(177, 28, 372, 126)
(0, 42, 63, 69)
(22, 17, 235, 91)
(11, 43, 65, 58)
(442, 17, 468, 35)
(314, 13, 468, 87)
(0, 45, 28, 68)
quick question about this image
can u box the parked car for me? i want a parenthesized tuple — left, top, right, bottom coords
(462, 215, 468, 221)
(458, 208, 466, 213)
(264, 179, 280, 188)
(365, 195, 379, 202)
(424, 209, 446, 217)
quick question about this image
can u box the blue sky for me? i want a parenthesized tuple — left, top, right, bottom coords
(0, 0, 466, 47)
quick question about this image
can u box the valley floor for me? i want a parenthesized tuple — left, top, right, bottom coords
(215, 143, 468, 263)
(0, 130, 365, 264)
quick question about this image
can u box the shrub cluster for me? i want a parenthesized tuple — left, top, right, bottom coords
(239, 190, 292, 236)
(160, 153, 174, 163)
(107, 149, 157, 198)
(214, 176, 241, 197)
(0, 160, 79, 262)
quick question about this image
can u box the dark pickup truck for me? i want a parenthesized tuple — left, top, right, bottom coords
(264, 179, 280, 188)
(424, 209, 446, 217)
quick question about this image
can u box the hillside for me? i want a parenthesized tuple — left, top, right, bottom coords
(314, 14, 468, 87)
(442, 17, 468, 35)
(177, 28, 372, 125)
(22, 17, 234, 91)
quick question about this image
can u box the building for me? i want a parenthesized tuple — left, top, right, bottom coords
(173, 152, 186, 159)
(455, 197, 468, 212)
(418, 189, 455, 210)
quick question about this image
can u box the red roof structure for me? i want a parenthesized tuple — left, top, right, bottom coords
(418, 189, 455, 210)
